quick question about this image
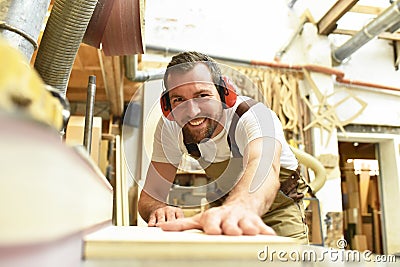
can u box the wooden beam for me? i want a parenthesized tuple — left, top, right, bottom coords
(350, 5, 384, 15)
(332, 29, 400, 41)
(67, 81, 141, 103)
(394, 41, 400, 70)
(68, 69, 105, 88)
(98, 50, 124, 116)
(67, 87, 108, 102)
(317, 0, 359, 35)
(77, 44, 102, 69)
(72, 52, 84, 71)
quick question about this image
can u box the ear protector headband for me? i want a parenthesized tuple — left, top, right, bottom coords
(160, 75, 237, 120)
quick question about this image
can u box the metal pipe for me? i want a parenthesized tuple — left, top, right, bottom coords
(146, 45, 400, 92)
(83, 75, 96, 154)
(125, 45, 252, 82)
(387, 20, 400, 33)
(34, 0, 98, 98)
(332, 0, 400, 64)
(124, 54, 165, 82)
(145, 45, 253, 65)
(0, 0, 51, 60)
(288, 0, 298, 8)
(274, 16, 309, 61)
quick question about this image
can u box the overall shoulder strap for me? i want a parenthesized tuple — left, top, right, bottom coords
(184, 143, 201, 158)
(228, 99, 258, 157)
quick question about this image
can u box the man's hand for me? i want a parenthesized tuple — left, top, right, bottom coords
(156, 204, 276, 236)
(148, 206, 185, 227)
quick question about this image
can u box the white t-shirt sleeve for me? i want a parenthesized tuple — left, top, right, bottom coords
(234, 103, 298, 170)
(151, 118, 182, 165)
(234, 103, 283, 147)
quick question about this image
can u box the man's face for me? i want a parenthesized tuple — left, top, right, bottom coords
(166, 63, 224, 143)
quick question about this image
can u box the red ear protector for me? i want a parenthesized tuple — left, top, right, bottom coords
(160, 76, 238, 120)
(220, 75, 237, 108)
(160, 92, 173, 120)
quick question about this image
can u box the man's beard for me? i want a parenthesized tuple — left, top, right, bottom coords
(182, 118, 219, 144)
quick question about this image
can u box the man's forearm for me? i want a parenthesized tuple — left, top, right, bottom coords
(138, 192, 167, 222)
(223, 138, 282, 216)
(223, 162, 280, 215)
(139, 161, 178, 222)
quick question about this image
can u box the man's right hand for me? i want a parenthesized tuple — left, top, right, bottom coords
(148, 206, 185, 227)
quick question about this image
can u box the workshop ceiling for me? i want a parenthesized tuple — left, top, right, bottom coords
(38, 0, 400, 116)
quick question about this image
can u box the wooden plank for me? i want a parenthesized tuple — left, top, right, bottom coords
(359, 170, 370, 214)
(67, 83, 140, 103)
(348, 192, 360, 209)
(372, 209, 382, 254)
(317, 0, 359, 35)
(309, 199, 323, 245)
(65, 116, 103, 165)
(98, 50, 124, 116)
(68, 69, 104, 88)
(67, 87, 108, 102)
(394, 41, 400, 70)
(344, 162, 359, 193)
(368, 178, 379, 210)
(80, 45, 102, 68)
(362, 214, 373, 251)
(350, 5, 384, 15)
(352, 235, 368, 251)
(72, 52, 84, 71)
(347, 208, 362, 234)
(84, 226, 300, 260)
(114, 135, 123, 226)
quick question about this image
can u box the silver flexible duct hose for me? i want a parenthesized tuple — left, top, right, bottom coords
(34, 0, 97, 98)
(332, 0, 400, 64)
(0, 0, 50, 60)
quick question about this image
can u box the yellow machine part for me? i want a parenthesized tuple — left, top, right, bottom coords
(0, 37, 64, 131)
(290, 146, 327, 194)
